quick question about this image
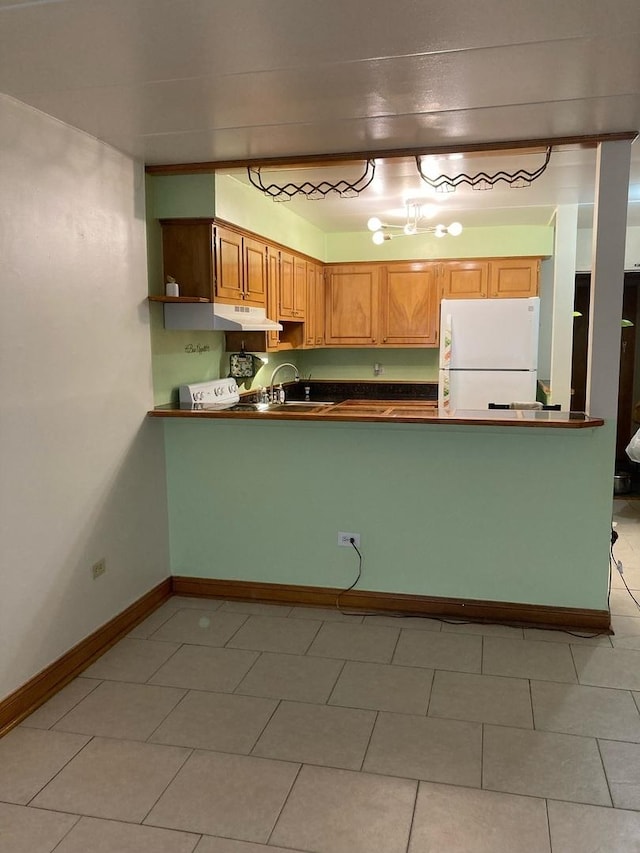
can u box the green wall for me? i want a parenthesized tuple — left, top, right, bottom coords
(298, 348, 439, 382)
(164, 418, 614, 610)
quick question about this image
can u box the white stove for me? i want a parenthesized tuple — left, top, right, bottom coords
(179, 378, 240, 409)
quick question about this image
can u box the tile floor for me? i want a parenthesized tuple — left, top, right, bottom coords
(3, 500, 640, 852)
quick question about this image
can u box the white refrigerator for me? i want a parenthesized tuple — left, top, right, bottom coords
(438, 297, 540, 409)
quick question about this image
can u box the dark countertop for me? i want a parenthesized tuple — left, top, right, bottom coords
(149, 398, 604, 429)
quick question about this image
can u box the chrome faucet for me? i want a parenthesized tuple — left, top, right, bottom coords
(268, 362, 299, 403)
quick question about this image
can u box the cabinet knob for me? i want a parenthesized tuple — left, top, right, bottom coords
(383, 337, 387, 343)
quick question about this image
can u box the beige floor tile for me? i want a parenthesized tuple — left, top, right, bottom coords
(523, 627, 612, 646)
(20, 678, 101, 729)
(363, 712, 482, 787)
(145, 750, 299, 842)
(362, 614, 442, 631)
(428, 671, 533, 728)
(53, 680, 185, 740)
(306, 622, 400, 663)
(572, 645, 640, 689)
(328, 660, 433, 714)
(220, 601, 292, 617)
(225, 615, 322, 654)
(531, 680, 640, 740)
(408, 782, 550, 853)
(393, 629, 482, 673)
(31, 737, 190, 822)
(53, 816, 199, 853)
(599, 739, 640, 810)
(235, 652, 343, 703)
(547, 800, 640, 853)
(150, 690, 277, 753)
(149, 609, 248, 646)
(252, 700, 375, 769)
(287, 605, 363, 623)
(270, 764, 417, 853)
(0, 727, 90, 805)
(440, 621, 524, 639)
(0, 802, 79, 853)
(149, 645, 258, 692)
(194, 837, 306, 853)
(82, 638, 180, 683)
(610, 614, 640, 648)
(609, 588, 640, 617)
(128, 603, 185, 639)
(483, 637, 577, 682)
(483, 725, 610, 805)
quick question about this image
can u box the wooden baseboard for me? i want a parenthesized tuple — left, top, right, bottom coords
(172, 576, 611, 633)
(0, 578, 172, 738)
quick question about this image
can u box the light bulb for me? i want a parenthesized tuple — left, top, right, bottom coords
(447, 222, 463, 236)
(372, 230, 386, 245)
(434, 224, 447, 238)
(367, 216, 382, 232)
(404, 223, 417, 235)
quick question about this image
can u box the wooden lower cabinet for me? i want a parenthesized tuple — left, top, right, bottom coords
(489, 258, 539, 298)
(380, 263, 439, 346)
(325, 265, 379, 346)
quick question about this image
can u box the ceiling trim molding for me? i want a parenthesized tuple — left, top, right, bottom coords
(145, 131, 638, 175)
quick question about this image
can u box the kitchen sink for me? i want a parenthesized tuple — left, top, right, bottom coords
(228, 400, 334, 413)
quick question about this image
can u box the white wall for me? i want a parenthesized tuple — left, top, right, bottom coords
(577, 225, 640, 271)
(0, 95, 170, 700)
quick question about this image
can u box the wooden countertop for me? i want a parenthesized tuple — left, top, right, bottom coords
(148, 399, 604, 429)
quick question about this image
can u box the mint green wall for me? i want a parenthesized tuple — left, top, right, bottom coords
(298, 348, 439, 381)
(326, 226, 554, 262)
(150, 174, 216, 219)
(164, 418, 614, 610)
(215, 174, 326, 258)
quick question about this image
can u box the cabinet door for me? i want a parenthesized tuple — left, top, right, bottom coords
(324, 265, 379, 346)
(160, 220, 215, 300)
(243, 236, 267, 306)
(279, 250, 295, 318)
(305, 263, 316, 346)
(293, 256, 306, 319)
(442, 260, 489, 299)
(489, 258, 539, 298)
(380, 263, 439, 346)
(215, 226, 244, 303)
(266, 248, 281, 351)
(313, 264, 325, 345)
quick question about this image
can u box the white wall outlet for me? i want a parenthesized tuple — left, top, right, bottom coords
(338, 532, 361, 547)
(91, 558, 106, 579)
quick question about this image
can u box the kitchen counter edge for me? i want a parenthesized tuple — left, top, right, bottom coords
(147, 404, 604, 429)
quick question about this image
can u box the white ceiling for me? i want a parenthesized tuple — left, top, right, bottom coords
(2, 0, 640, 231)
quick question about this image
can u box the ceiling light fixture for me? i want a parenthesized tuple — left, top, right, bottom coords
(367, 201, 462, 245)
(247, 160, 376, 201)
(415, 147, 552, 193)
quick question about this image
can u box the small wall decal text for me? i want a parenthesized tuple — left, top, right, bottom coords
(185, 344, 211, 355)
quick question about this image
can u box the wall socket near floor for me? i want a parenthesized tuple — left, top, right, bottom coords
(91, 558, 106, 579)
(338, 532, 361, 547)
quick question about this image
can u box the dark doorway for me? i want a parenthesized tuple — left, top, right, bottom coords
(572, 272, 640, 464)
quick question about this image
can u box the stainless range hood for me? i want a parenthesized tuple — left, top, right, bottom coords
(163, 302, 283, 332)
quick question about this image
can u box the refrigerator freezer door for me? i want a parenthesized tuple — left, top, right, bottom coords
(438, 369, 537, 410)
(440, 297, 539, 370)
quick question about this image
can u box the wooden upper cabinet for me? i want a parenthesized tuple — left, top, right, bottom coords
(213, 224, 267, 307)
(324, 265, 379, 346)
(380, 263, 439, 346)
(266, 248, 281, 351)
(243, 235, 268, 306)
(279, 251, 306, 319)
(304, 262, 325, 347)
(442, 260, 489, 299)
(214, 225, 244, 303)
(160, 219, 215, 300)
(489, 258, 539, 298)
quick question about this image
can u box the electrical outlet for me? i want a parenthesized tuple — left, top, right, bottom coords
(338, 532, 361, 547)
(91, 558, 106, 579)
